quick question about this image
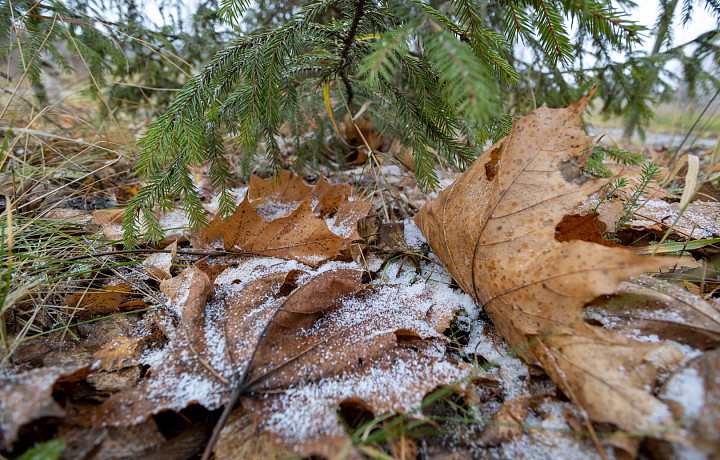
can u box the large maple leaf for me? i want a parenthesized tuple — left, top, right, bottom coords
(415, 89, 686, 434)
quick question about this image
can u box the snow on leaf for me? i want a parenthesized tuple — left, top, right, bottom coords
(81, 256, 472, 458)
(200, 171, 371, 267)
(414, 89, 682, 433)
(142, 241, 177, 281)
(658, 348, 720, 458)
(0, 366, 80, 449)
(586, 274, 720, 350)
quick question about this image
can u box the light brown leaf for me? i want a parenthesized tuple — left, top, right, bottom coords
(534, 324, 686, 431)
(414, 90, 677, 433)
(92, 336, 144, 372)
(246, 169, 312, 203)
(142, 241, 177, 281)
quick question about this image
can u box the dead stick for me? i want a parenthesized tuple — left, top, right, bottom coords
(65, 248, 233, 261)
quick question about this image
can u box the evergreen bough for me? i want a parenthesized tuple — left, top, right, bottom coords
(122, 0, 642, 246)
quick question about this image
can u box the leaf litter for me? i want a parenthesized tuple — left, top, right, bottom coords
(3, 92, 720, 460)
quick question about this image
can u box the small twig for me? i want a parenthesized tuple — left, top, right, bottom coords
(201, 385, 244, 460)
(182, 327, 230, 385)
(65, 248, 233, 262)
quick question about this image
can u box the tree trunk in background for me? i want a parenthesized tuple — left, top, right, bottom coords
(622, 0, 678, 140)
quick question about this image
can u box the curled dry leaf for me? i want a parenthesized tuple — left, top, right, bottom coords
(415, 89, 680, 434)
(586, 275, 720, 350)
(200, 171, 370, 267)
(142, 241, 177, 281)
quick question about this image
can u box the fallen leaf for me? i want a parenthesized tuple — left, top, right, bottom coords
(586, 275, 720, 350)
(142, 241, 177, 281)
(87, 366, 142, 392)
(214, 409, 299, 460)
(82, 256, 472, 458)
(57, 418, 165, 460)
(92, 336, 144, 372)
(64, 282, 134, 317)
(478, 395, 532, 446)
(0, 366, 79, 449)
(201, 171, 370, 267)
(415, 90, 679, 434)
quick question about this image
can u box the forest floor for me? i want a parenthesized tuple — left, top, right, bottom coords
(1, 82, 720, 460)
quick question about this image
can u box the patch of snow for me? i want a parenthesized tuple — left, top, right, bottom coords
(205, 186, 248, 214)
(673, 444, 710, 460)
(402, 218, 427, 249)
(465, 320, 529, 399)
(263, 355, 469, 443)
(661, 367, 705, 419)
(490, 401, 611, 460)
(631, 199, 720, 239)
(158, 208, 190, 230)
(315, 260, 362, 274)
(325, 214, 356, 238)
(214, 257, 310, 287)
(253, 200, 302, 221)
(147, 368, 224, 410)
(374, 261, 418, 286)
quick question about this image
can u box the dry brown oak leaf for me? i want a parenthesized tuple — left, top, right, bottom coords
(82, 260, 468, 458)
(200, 171, 371, 267)
(415, 89, 686, 434)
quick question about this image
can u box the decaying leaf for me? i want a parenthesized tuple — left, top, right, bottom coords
(477, 395, 532, 446)
(64, 282, 133, 317)
(92, 336, 145, 372)
(415, 89, 683, 435)
(200, 171, 370, 267)
(79, 254, 472, 458)
(0, 366, 83, 449)
(586, 275, 720, 350)
(57, 418, 166, 460)
(142, 241, 177, 281)
(625, 199, 720, 239)
(214, 409, 297, 460)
